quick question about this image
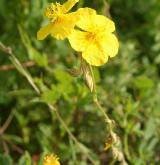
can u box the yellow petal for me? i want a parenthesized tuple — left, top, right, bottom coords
(62, 0, 79, 13)
(100, 33, 119, 58)
(76, 8, 97, 32)
(93, 15, 115, 33)
(37, 23, 53, 40)
(51, 13, 78, 40)
(82, 42, 109, 66)
(43, 154, 60, 165)
(68, 30, 90, 52)
(77, 8, 115, 33)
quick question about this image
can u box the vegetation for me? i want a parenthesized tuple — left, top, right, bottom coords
(0, 0, 160, 164)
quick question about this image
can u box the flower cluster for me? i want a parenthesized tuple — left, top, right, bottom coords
(37, 0, 119, 66)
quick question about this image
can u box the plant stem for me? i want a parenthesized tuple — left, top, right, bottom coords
(124, 132, 131, 161)
(89, 65, 128, 165)
(89, 65, 112, 125)
(0, 110, 14, 135)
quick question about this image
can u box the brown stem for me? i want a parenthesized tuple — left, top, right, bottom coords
(0, 111, 14, 135)
(0, 61, 35, 71)
(2, 135, 24, 154)
(0, 58, 57, 71)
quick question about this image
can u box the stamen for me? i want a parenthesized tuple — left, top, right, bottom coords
(45, 2, 63, 19)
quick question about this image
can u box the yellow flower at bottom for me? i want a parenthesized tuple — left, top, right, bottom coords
(37, 0, 79, 40)
(104, 142, 112, 151)
(43, 154, 60, 165)
(68, 8, 119, 66)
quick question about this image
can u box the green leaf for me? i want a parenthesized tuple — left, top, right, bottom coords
(18, 26, 48, 67)
(93, 68, 101, 83)
(9, 89, 36, 97)
(0, 154, 12, 165)
(132, 76, 154, 89)
(144, 118, 156, 140)
(53, 69, 73, 84)
(14, 111, 29, 127)
(41, 85, 60, 104)
(18, 151, 32, 165)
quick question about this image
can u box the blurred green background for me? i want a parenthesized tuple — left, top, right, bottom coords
(0, 0, 160, 164)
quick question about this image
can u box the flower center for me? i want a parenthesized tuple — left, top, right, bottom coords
(86, 32, 97, 42)
(45, 2, 63, 20)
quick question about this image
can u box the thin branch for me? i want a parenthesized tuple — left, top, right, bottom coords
(2, 141, 9, 154)
(1, 135, 24, 154)
(0, 58, 57, 71)
(0, 61, 35, 71)
(0, 111, 14, 135)
(0, 42, 12, 55)
(0, 42, 40, 94)
(89, 65, 112, 124)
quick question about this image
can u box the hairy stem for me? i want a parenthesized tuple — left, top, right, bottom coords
(89, 65, 128, 165)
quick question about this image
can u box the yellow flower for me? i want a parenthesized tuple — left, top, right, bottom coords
(104, 142, 112, 151)
(37, 0, 79, 40)
(43, 154, 60, 165)
(68, 8, 119, 66)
